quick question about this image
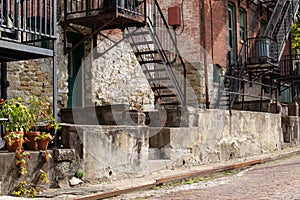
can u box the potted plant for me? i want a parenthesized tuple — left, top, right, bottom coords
(24, 96, 45, 150)
(0, 97, 33, 133)
(25, 96, 59, 150)
(3, 132, 24, 152)
(0, 97, 33, 152)
(34, 132, 55, 150)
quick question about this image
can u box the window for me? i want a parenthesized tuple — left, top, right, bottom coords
(281, 85, 292, 103)
(213, 64, 221, 83)
(239, 8, 246, 43)
(260, 20, 267, 36)
(228, 2, 236, 63)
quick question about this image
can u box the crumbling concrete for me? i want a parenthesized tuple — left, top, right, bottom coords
(58, 107, 287, 184)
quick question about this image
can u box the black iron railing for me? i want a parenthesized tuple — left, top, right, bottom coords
(246, 37, 278, 64)
(219, 74, 278, 112)
(148, 0, 186, 105)
(264, 0, 299, 61)
(65, 0, 146, 20)
(280, 54, 300, 76)
(0, 0, 56, 48)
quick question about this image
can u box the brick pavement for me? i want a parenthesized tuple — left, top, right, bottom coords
(142, 155, 300, 200)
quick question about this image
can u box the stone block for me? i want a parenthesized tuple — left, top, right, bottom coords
(54, 162, 72, 177)
(123, 111, 146, 126)
(61, 125, 80, 149)
(54, 149, 76, 162)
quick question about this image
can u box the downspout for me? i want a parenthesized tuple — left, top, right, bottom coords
(200, 0, 210, 108)
(209, 0, 214, 65)
(1, 62, 8, 100)
(53, 0, 58, 147)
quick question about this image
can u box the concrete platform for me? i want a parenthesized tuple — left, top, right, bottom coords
(2, 147, 298, 200)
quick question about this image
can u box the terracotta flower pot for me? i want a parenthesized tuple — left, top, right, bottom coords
(4, 131, 24, 152)
(6, 138, 23, 152)
(37, 138, 50, 150)
(24, 131, 40, 150)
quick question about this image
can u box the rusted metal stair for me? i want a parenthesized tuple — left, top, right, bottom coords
(264, 0, 299, 61)
(125, 0, 186, 107)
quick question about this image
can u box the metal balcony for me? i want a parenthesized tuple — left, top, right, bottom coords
(64, 0, 146, 30)
(0, 0, 56, 62)
(246, 37, 278, 69)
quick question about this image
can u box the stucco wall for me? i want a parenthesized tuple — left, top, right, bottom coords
(61, 109, 284, 180)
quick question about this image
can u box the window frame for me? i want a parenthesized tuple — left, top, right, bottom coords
(228, 2, 237, 63)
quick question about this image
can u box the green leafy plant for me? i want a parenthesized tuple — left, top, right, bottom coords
(40, 150, 52, 162)
(34, 132, 55, 142)
(27, 96, 60, 132)
(75, 169, 84, 179)
(11, 181, 39, 198)
(0, 97, 33, 132)
(15, 149, 31, 176)
(39, 170, 50, 184)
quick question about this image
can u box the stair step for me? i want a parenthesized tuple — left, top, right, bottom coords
(131, 41, 154, 46)
(151, 86, 174, 90)
(151, 77, 170, 81)
(139, 59, 162, 64)
(143, 68, 166, 73)
(159, 102, 180, 106)
(126, 31, 149, 37)
(158, 94, 177, 98)
(135, 50, 158, 56)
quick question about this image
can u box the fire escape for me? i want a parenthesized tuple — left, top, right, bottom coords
(220, 0, 300, 111)
(63, 0, 186, 107)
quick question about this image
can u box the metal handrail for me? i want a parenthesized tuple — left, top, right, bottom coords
(0, 0, 56, 47)
(220, 74, 278, 112)
(65, 0, 146, 17)
(146, 0, 186, 105)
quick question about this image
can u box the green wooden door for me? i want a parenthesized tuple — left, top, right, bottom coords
(67, 32, 84, 108)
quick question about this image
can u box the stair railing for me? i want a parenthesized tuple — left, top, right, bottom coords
(146, 0, 187, 106)
(264, 0, 287, 37)
(218, 42, 247, 109)
(264, 0, 299, 61)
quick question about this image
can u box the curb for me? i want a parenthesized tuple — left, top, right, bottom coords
(74, 148, 300, 200)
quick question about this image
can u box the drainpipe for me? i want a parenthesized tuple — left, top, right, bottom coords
(1, 62, 8, 100)
(200, 0, 210, 108)
(53, 0, 58, 147)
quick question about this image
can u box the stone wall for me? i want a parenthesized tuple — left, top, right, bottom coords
(5, 26, 153, 110)
(91, 32, 153, 109)
(60, 109, 285, 182)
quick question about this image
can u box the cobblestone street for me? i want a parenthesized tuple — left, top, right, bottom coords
(109, 155, 300, 200)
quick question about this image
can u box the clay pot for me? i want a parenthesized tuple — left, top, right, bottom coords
(37, 138, 50, 150)
(4, 131, 24, 152)
(6, 138, 23, 152)
(24, 131, 40, 150)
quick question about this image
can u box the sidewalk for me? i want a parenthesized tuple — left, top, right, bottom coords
(1, 147, 300, 200)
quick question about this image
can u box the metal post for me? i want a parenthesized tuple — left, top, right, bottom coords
(53, 0, 58, 147)
(0, 62, 8, 141)
(1, 62, 8, 100)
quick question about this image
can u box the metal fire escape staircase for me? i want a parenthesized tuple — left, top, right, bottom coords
(125, 1, 186, 106)
(63, 0, 186, 107)
(219, 0, 299, 110)
(263, 0, 299, 62)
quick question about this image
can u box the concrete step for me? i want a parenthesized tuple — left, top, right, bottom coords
(149, 148, 170, 160)
(148, 159, 172, 172)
